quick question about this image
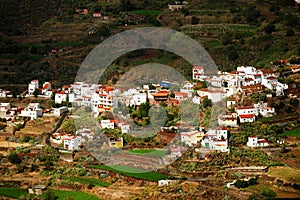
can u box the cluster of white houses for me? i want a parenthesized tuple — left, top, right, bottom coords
(0, 64, 288, 151)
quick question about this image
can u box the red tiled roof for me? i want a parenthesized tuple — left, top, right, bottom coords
(174, 91, 188, 97)
(217, 126, 228, 131)
(236, 106, 255, 110)
(267, 76, 276, 80)
(56, 91, 67, 95)
(43, 83, 50, 89)
(193, 66, 203, 70)
(239, 114, 254, 118)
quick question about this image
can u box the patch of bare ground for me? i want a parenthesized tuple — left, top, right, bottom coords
(17, 117, 56, 136)
(85, 185, 144, 200)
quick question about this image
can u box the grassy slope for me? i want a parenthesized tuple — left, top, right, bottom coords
(0, 187, 27, 199)
(282, 128, 300, 137)
(41, 189, 99, 200)
(90, 164, 168, 181)
(63, 176, 111, 187)
(268, 166, 300, 184)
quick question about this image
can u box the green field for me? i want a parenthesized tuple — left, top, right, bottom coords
(282, 128, 300, 137)
(0, 187, 27, 199)
(128, 149, 167, 158)
(268, 167, 300, 184)
(129, 10, 161, 16)
(244, 185, 276, 199)
(90, 164, 168, 181)
(41, 189, 99, 200)
(63, 176, 111, 187)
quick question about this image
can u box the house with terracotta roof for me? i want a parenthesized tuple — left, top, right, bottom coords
(239, 114, 256, 123)
(197, 88, 226, 102)
(0, 103, 11, 113)
(291, 65, 300, 73)
(93, 12, 102, 18)
(254, 102, 275, 117)
(19, 103, 43, 120)
(174, 91, 189, 101)
(28, 80, 39, 95)
(247, 136, 268, 147)
(181, 130, 203, 146)
(64, 135, 82, 150)
(192, 66, 207, 81)
(152, 90, 170, 103)
(41, 82, 51, 96)
(101, 119, 115, 129)
(236, 106, 258, 116)
(201, 127, 229, 152)
(55, 91, 68, 104)
(218, 114, 238, 127)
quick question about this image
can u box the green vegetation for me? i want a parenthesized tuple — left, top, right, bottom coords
(128, 149, 167, 158)
(282, 128, 300, 137)
(41, 189, 99, 200)
(129, 10, 160, 16)
(0, 187, 27, 199)
(63, 176, 111, 187)
(268, 167, 300, 184)
(90, 164, 168, 181)
(246, 185, 276, 199)
(128, 149, 156, 153)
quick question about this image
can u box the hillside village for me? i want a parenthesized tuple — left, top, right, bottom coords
(0, 59, 300, 199)
(1, 0, 300, 199)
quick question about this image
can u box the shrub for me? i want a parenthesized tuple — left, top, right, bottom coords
(7, 152, 22, 164)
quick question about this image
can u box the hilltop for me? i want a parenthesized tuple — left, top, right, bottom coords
(0, 0, 299, 92)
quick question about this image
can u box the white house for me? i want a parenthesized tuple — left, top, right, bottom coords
(259, 106, 275, 117)
(131, 93, 147, 106)
(181, 130, 203, 146)
(247, 136, 269, 147)
(20, 103, 43, 120)
(197, 88, 226, 102)
(158, 179, 177, 187)
(174, 91, 188, 101)
(28, 80, 39, 95)
(101, 119, 115, 129)
(216, 126, 228, 140)
(0, 89, 9, 98)
(64, 135, 82, 150)
(118, 122, 130, 134)
(218, 114, 238, 127)
(236, 106, 258, 116)
(239, 114, 256, 123)
(42, 82, 51, 95)
(53, 106, 68, 116)
(55, 91, 68, 104)
(201, 127, 229, 152)
(193, 66, 206, 81)
(0, 103, 11, 112)
(226, 98, 236, 108)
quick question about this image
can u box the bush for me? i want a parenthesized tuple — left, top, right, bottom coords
(7, 152, 22, 164)
(87, 183, 94, 189)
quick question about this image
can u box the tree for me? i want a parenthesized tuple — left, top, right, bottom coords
(61, 119, 76, 134)
(264, 23, 276, 34)
(191, 16, 200, 25)
(97, 25, 111, 37)
(202, 98, 212, 108)
(7, 151, 22, 164)
(33, 88, 40, 98)
(44, 191, 58, 200)
(181, 8, 190, 16)
(286, 28, 295, 37)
